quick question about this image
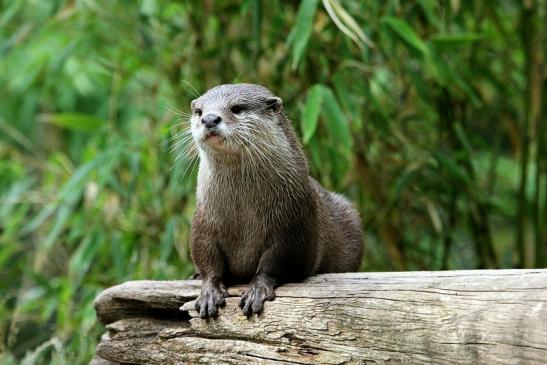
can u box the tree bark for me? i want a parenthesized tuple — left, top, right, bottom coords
(92, 270, 547, 364)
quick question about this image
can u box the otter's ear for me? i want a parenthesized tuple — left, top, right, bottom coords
(191, 99, 197, 110)
(266, 97, 282, 112)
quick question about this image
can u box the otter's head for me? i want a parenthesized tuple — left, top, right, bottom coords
(190, 84, 284, 155)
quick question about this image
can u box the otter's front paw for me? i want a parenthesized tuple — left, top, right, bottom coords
(239, 278, 276, 316)
(195, 281, 228, 319)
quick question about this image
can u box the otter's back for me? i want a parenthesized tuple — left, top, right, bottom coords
(312, 179, 363, 273)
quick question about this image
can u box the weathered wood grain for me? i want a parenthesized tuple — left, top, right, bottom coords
(92, 270, 547, 364)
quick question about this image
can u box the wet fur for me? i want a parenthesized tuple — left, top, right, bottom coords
(187, 84, 363, 317)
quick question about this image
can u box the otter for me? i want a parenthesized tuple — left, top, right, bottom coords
(186, 83, 363, 318)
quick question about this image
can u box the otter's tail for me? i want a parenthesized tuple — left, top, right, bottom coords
(326, 192, 364, 271)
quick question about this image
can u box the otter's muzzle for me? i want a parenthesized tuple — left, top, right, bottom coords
(202, 114, 222, 129)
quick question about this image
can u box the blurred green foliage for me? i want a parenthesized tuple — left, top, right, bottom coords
(0, 0, 545, 363)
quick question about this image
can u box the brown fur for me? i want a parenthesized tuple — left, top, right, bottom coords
(186, 84, 363, 318)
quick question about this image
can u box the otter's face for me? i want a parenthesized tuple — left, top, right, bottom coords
(190, 84, 282, 154)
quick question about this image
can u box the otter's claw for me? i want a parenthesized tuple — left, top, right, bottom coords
(239, 279, 276, 316)
(195, 281, 228, 319)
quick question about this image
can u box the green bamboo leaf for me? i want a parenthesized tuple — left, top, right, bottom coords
(307, 136, 323, 173)
(322, 0, 374, 48)
(382, 16, 429, 56)
(333, 73, 360, 121)
(431, 33, 483, 49)
(40, 113, 108, 132)
(22, 148, 121, 234)
(35, 204, 73, 269)
(21, 160, 95, 235)
(433, 151, 470, 184)
(417, 0, 440, 29)
(321, 86, 352, 159)
(301, 84, 323, 144)
(428, 53, 481, 107)
(69, 232, 99, 284)
(160, 217, 177, 262)
(393, 167, 419, 200)
(0, 0, 23, 28)
(454, 122, 474, 157)
(288, 0, 319, 68)
(0, 178, 33, 219)
(110, 232, 127, 280)
(252, 0, 262, 51)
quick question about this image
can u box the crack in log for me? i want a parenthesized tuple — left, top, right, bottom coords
(241, 353, 313, 364)
(436, 341, 547, 351)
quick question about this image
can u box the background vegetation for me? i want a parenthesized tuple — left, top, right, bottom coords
(1, 0, 545, 363)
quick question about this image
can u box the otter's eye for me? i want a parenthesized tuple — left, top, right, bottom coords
(230, 105, 245, 114)
(194, 108, 202, 116)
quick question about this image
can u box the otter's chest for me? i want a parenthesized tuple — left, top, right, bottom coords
(205, 182, 277, 280)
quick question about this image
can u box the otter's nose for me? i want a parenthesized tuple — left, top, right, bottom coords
(201, 114, 222, 129)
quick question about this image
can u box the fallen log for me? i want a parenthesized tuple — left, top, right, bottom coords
(91, 270, 547, 364)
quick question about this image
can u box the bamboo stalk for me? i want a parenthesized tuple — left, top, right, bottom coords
(515, 0, 540, 268)
(532, 0, 546, 267)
